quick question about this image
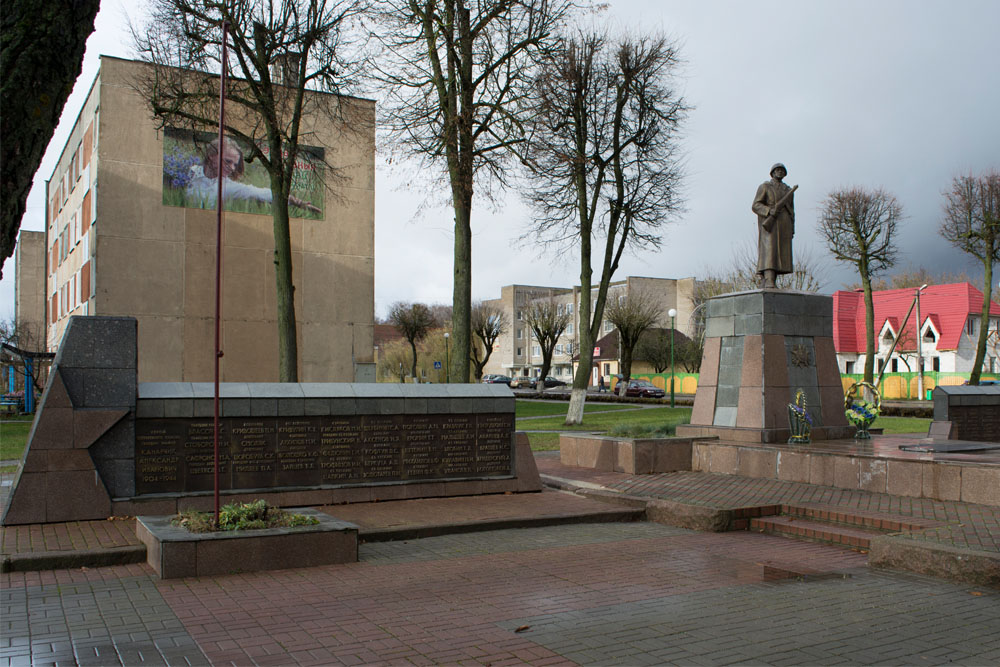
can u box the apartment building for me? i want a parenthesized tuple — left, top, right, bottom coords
(483, 276, 697, 384)
(37, 56, 375, 382)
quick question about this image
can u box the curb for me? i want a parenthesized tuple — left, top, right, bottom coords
(869, 535, 1000, 588)
(359, 510, 645, 543)
(1, 545, 147, 573)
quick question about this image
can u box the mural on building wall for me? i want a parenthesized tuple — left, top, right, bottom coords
(162, 127, 324, 220)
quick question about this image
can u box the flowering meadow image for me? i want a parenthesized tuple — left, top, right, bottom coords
(162, 126, 325, 220)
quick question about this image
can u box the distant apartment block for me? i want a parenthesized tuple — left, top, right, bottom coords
(483, 276, 697, 384)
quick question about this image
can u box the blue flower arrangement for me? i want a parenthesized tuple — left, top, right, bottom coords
(787, 389, 812, 443)
(844, 381, 881, 439)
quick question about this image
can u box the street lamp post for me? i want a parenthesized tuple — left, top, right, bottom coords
(444, 332, 450, 383)
(668, 308, 677, 408)
(915, 284, 927, 400)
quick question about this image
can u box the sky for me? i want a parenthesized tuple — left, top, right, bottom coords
(2, 0, 999, 322)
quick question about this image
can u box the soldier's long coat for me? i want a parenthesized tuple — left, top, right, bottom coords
(752, 179, 794, 275)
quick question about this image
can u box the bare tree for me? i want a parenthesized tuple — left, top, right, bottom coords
(388, 302, 437, 379)
(132, 0, 369, 381)
(377, 339, 411, 382)
(818, 186, 902, 383)
(605, 291, 661, 392)
(1, 0, 101, 277)
(372, 0, 575, 385)
(524, 299, 570, 383)
(843, 267, 976, 291)
(940, 170, 1000, 385)
(470, 301, 508, 380)
(521, 30, 688, 424)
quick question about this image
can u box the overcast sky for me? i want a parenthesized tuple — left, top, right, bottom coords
(3, 0, 998, 322)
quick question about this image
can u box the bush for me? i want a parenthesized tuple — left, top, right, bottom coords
(172, 500, 319, 533)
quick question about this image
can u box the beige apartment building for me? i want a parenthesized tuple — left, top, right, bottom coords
(484, 276, 697, 384)
(14, 231, 47, 350)
(38, 56, 375, 382)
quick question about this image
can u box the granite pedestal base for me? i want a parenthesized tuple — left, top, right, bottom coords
(676, 289, 853, 443)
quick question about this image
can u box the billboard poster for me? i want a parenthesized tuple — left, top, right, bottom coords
(162, 126, 324, 220)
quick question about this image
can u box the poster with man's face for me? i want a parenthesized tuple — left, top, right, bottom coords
(162, 127, 325, 220)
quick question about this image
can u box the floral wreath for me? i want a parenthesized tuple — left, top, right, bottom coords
(844, 381, 881, 425)
(788, 389, 812, 425)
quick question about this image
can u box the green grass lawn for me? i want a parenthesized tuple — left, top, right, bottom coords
(515, 400, 637, 418)
(876, 416, 931, 434)
(517, 406, 692, 433)
(0, 416, 34, 461)
(524, 432, 561, 451)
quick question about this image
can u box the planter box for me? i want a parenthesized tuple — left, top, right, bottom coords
(560, 434, 693, 474)
(136, 508, 358, 579)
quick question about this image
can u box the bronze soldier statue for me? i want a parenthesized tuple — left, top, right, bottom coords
(751, 163, 797, 289)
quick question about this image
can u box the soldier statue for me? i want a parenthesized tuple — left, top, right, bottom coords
(751, 163, 797, 289)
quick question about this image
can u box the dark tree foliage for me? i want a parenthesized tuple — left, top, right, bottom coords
(373, 0, 575, 385)
(818, 186, 901, 383)
(524, 298, 570, 384)
(605, 291, 661, 390)
(520, 29, 688, 423)
(940, 170, 1000, 385)
(0, 0, 100, 278)
(388, 302, 437, 379)
(470, 301, 508, 381)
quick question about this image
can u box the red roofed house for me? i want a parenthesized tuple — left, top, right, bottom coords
(833, 283, 1000, 385)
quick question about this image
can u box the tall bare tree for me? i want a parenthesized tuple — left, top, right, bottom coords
(940, 170, 1000, 385)
(388, 302, 437, 379)
(605, 291, 661, 392)
(132, 0, 369, 381)
(818, 186, 902, 383)
(470, 301, 508, 380)
(521, 30, 688, 424)
(524, 298, 570, 383)
(372, 0, 575, 385)
(1, 0, 101, 277)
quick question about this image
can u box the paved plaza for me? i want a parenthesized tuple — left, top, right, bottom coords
(4, 521, 1000, 666)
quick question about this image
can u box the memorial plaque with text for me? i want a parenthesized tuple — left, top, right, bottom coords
(135, 412, 514, 495)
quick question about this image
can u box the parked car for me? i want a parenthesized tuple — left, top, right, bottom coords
(510, 376, 536, 388)
(481, 374, 512, 385)
(539, 376, 567, 389)
(624, 379, 666, 398)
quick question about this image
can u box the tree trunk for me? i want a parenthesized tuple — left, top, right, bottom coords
(969, 258, 994, 385)
(0, 0, 101, 276)
(861, 270, 875, 384)
(451, 193, 472, 384)
(271, 183, 299, 382)
(409, 339, 418, 380)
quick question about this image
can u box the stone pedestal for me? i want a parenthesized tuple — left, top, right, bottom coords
(676, 290, 853, 443)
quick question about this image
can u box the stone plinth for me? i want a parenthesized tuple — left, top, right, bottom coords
(932, 385, 1000, 442)
(559, 434, 694, 474)
(136, 508, 358, 579)
(676, 290, 853, 443)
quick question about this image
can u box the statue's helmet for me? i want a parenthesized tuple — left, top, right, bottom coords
(770, 163, 787, 177)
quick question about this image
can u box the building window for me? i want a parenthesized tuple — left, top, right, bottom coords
(516, 328, 522, 339)
(532, 345, 540, 357)
(567, 304, 573, 314)
(604, 321, 613, 333)
(516, 347, 522, 356)
(845, 361, 855, 374)
(968, 318, 976, 335)
(557, 304, 563, 315)
(932, 357, 940, 372)
(603, 363, 611, 375)
(517, 310, 523, 320)
(555, 344, 562, 355)
(567, 324, 574, 335)
(891, 358, 898, 373)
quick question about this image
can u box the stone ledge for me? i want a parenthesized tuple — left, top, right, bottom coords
(869, 534, 1000, 588)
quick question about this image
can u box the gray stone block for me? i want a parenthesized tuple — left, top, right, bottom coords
(139, 383, 193, 399)
(715, 386, 740, 408)
(304, 398, 332, 416)
(193, 399, 214, 418)
(250, 398, 278, 417)
(221, 398, 251, 417)
(249, 383, 305, 399)
(329, 398, 357, 416)
(493, 397, 515, 413)
(713, 406, 738, 427)
(277, 398, 305, 416)
(353, 383, 404, 399)
(219, 383, 251, 398)
(94, 457, 136, 499)
(484, 383, 515, 399)
(90, 417, 135, 461)
(57, 367, 87, 407)
(191, 383, 215, 398)
(301, 383, 355, 398)
(404, 397, 428, 414)
(136, 399, 164, 419)
(81, 368, 136, 408)
(705, 315, 735, 338)
(473, 398, 493, 414)
(933, 391, 949, 420)
(734, 314, 762, 336)
(445, 384, 494, 398)
(377, 398, 405, 415)
(733, 293, 763, 315)
(718, 364, 742, 387)
(709, 296, 736, 317)
(354, 398, 377, 415)
(54, 316, 137, 370)
(427, 398, 451, 414)
(163, 399, 194, 419)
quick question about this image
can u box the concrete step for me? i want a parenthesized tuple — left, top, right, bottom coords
(750, 515, 884, 550)
(778, 504, 937, 533)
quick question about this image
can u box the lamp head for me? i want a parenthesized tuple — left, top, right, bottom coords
(668, 308, 677, 318)
(444, 332, 449, 339)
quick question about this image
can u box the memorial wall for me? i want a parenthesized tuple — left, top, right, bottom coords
(135, 412, 514, 494)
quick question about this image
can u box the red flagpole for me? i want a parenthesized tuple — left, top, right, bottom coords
(213, 21, 229, 528)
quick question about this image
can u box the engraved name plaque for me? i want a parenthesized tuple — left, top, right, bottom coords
(135, 413, 515, 495)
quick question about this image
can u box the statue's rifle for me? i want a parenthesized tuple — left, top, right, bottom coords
(762, 184, 798, 232)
